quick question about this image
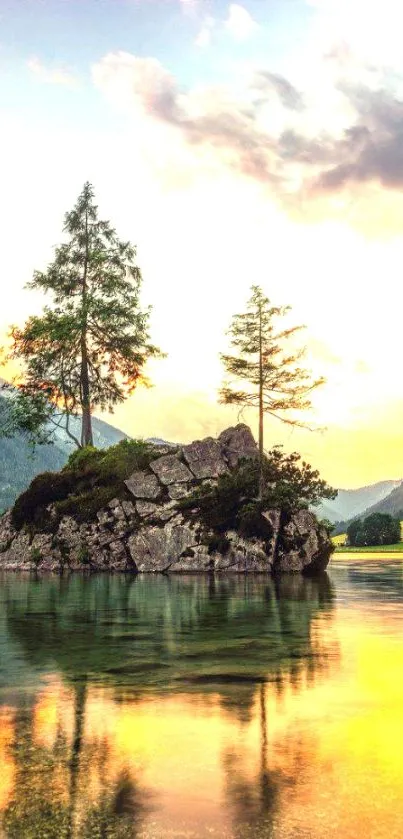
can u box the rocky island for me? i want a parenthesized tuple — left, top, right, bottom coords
(0, 425, 333, 574)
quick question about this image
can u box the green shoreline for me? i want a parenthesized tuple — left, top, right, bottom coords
(334, 543, 403, 554)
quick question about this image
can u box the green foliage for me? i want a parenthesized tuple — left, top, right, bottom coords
(30, 547, 43, 567)
(319, 518, 335, 536)
(262, 446, 336, 509)
(236, 502, 273, 540)
(65, 445, 100, 472)
(11, 439, 156, 531)
(179, 448, 335, 544)
(220, 285, 324, 430)
(347, 513, 401, 547)
(206, 535, 231, 555)
(77, 544, 90, 565)
(65, 438, 155, 480)
(12, 471, 75, 530)
(55, 487, 115, 525)
(0, 385, 54, 447)
(219, 285, 326, 499)
(4, 182, 163, 448)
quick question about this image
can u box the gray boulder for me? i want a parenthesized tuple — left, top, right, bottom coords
(182, 437, 228, 479)
(218, 424, 258, 468)
(128, 518, 199, 572)
(125, 471, 161, 500)
(277, 509, 332, 573)
(136, 500, 158, 518)
(168, 483, 190, 500)
(150, 455, 193, 485)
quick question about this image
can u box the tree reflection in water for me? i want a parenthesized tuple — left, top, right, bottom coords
(0, 572, 336, 837)
(222, 680, 307, 839)
(220, 576, 335, 839)
(2, 681, 149, 838)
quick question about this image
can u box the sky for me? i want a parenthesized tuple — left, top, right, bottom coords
(2, 0, 403, 488)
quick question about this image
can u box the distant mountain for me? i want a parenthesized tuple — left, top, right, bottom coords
(355, 482, 403, 520)
(316, 479, 403, 523)
(146, 437, 177, 447)
(51, 414, 128, 454)
(0, 434, 67, 514)
(0, 397, 128, 513)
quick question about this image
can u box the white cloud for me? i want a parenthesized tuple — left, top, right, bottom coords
(178, 0, 200, 14)
(195, 16, 216, 48)
(225, 4, 258, 42)
(306, 0, 403, 67)
(27, 57, 78, 87)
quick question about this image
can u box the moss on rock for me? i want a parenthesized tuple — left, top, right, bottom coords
(11, 438, 157, 533)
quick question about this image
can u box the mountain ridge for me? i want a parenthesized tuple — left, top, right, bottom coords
(316, 478, 403, 523)
(350, 482, 403, 521)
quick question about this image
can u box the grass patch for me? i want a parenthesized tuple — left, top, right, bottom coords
(332, 532, 347, 547)
(335, 542, 403, 553)
(11, 438, 157, 531)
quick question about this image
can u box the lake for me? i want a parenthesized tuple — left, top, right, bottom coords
(0, 559, 402, 838)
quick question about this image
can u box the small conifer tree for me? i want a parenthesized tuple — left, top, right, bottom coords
(220, 285, 324, 498)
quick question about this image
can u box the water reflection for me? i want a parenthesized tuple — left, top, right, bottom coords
(223, 684, 280, 838)
(0, 572, 339, 837)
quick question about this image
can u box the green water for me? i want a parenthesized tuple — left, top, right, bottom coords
(0, 562, 402, 837)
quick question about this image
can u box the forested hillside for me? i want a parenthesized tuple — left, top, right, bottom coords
(0, 399, 128, 512)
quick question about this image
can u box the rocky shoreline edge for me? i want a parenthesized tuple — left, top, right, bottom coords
(0, 425, 333, 575)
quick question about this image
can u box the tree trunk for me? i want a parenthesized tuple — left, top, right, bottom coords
(80, 204, 93, 447)
(81, 349, 93, 447)
(258, 303, 264, 500)
(67, 678, 88, 839)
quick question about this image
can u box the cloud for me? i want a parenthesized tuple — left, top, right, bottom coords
(27, 57, 78, 88)
(195, 16, 216, 48)
(93, 52, 281, 186)
(251, 70, 304, 111)
(92, 50, 403, 224)
(307, 83, 403, 192)
(225, 4, 258, 42)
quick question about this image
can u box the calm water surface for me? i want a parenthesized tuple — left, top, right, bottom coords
(0, 559, 402, 838)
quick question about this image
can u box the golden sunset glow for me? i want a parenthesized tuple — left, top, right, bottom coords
(3, 0, 403, 487)
(0, 709, 15, 813)
(0, 598, 401, 837)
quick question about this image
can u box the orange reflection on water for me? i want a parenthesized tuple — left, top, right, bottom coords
(0, 708, 15, 812)
(2, 604, 403, 837)
(256, 609, 403, 839)
(33, 676, 75, 750)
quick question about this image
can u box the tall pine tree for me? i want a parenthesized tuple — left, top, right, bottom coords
(220, 285, 324, 498)
(6, 183, 162, 447)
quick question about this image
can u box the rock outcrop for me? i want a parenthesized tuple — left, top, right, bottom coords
(0, 424, 333, 574)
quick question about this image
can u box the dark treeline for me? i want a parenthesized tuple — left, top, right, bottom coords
(347, 513, 401, 547)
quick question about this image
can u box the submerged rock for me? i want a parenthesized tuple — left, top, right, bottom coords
(0, 424, 333, 575)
